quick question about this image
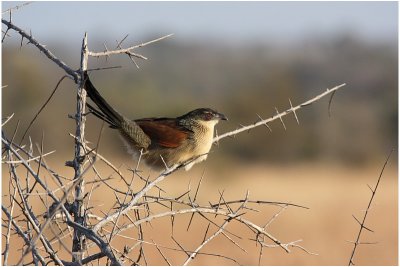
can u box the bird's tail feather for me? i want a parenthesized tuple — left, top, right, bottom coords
(87, 103, 118, 128)
(83, 71, 123, 128)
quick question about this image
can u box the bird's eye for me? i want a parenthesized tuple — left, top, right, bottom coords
(204, 112, 212, 120)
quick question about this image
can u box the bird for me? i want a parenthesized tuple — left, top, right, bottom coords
(83, 72, 227, 171)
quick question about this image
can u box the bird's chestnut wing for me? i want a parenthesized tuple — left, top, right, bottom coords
(135, 118, 191, 148)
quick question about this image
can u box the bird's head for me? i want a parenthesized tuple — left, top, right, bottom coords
(182, 108, 228, 123)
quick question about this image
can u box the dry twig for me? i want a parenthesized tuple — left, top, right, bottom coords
(347, 149, 394, 265)
(214, 84, 346, 143)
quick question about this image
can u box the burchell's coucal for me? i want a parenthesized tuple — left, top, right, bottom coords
(83, 72, 227, 171)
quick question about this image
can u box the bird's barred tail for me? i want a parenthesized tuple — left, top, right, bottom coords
(83, 71, 123, 129)
(83, 72, 151, 149)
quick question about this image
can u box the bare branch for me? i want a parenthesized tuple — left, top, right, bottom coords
(66, 220, 122, 265)
(2, 187, 16, 265)
(88, 34, 173, 58)
(92, 155, 202, 232)
(71, 32, 89, 263)
(19, 75, 69, 144)
(183, 191, 249, 265)
(2, 113, 14, 127)
(2, 205, 47, 265)
(1, 19, 78, 80)
(347, 149, 394, 265)
(2, 150, 55, 164)
(153, 239, 172, 266)
(214, 83, 346, 143)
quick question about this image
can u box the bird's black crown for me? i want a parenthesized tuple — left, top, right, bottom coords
(180, 108, 227, 121)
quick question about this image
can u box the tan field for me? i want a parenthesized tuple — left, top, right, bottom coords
(2, 157, 397, 265)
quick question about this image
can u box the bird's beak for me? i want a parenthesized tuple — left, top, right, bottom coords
(216, 112, 228, 121)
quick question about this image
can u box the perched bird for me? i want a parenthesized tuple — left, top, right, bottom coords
(83, 72, 227, 171)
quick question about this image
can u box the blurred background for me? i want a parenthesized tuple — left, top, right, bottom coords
(2, 1, 398, 265)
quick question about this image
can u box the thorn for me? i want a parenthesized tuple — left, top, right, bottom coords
(239, 123, 251, 133)
(129, 51, 148, 60)
(358, 241, 379, 245)
(170, 205, 174, 236)
(202, 223, 210, 243)
(20, 36, 24, 49)
(127, 53, 140, 69)
(352, 215, 374, 232)
(289, 99, 300, 125)
(352, 214, 362, 226)
(366, 184, 374, 193)
(171, 236, 190, 257)
(362, 225, 375, 233)
(214, 189, 225, 216)
(186, 212, 195, 231)
(103, 42, 109, 61)
(218, 190, 234, 214)
(264, 123, 272, 132)
(275, 107, 287, 130)
(160, 155, 169, 171)
(256, 113, 272, 132)
(26, 29, 33, 45)
(328, 89, 337, 117)
(175, 190, 190, 200)
(214, 129, 220, 147)
(115, 34, 129, 49)
(194, 171, 204, 203)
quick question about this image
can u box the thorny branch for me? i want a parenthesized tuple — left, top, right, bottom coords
(1, 19, 78, 80)
(2, 133, 122, 265)
(214, 83, 346, 143)
(183, 191, 249, 265)
(1, 15, 347, 265)
(70, 31, 89, 264)
(88, 34, 173, 59)
(2, 16, 174, 265)
(347, 149, 394, 266)
(2, 114, 316, 265)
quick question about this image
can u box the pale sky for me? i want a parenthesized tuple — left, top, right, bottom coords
(2, 1, 397, 46)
